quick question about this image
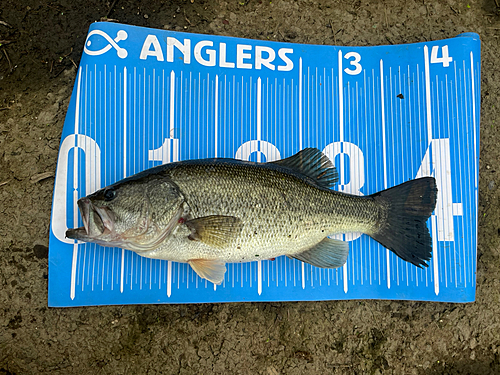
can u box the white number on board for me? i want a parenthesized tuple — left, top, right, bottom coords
(344, 52, 362, 75)
(52, 134, 101, 243)
(430, 45, 453, 67)
(415, 138, 462, 241)
(148, 138, 180, 164)
(235, 140, 281, 162)
(323, 141, 365, 241)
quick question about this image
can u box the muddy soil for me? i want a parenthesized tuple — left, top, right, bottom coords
(1, 0, 500, 374)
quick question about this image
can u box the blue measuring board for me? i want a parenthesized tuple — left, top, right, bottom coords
(48, 22, 480, 306)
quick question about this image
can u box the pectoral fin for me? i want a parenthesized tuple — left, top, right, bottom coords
(185, 215, 243, 248)
(188, 259, 226, 285)
(289, 237, 349, 268)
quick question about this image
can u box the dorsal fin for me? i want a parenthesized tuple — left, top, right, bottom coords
(270, 148, 338, 190)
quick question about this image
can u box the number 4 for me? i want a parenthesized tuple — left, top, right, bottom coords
(430, 45, 453, 67)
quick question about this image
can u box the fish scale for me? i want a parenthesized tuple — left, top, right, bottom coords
(166, 161, 378, 260)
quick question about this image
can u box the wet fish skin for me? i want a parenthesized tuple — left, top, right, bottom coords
(156, 160, 378, 260)
(66, 148, 437, 285)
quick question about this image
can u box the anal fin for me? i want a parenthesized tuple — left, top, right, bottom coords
(188, 259, 226, 285)
(289, 238, 349, 268)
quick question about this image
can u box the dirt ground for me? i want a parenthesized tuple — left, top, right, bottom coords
(1, 0, 500, 374)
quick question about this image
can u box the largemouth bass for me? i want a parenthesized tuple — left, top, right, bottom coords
(66, 148, 437, 285)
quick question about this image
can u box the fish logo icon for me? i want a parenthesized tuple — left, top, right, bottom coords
(84, 30, 128, 58)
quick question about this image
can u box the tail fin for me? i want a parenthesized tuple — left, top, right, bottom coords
(369, 177, 437, 268)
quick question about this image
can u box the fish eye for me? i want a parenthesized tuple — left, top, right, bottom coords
(104, 188, 117, 201)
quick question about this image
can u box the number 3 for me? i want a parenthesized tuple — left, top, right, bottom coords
(344, 52, 362, 75)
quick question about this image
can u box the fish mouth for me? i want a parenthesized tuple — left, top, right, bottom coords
(66, 196, 184, 252)
(66, 198, 114, 241)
